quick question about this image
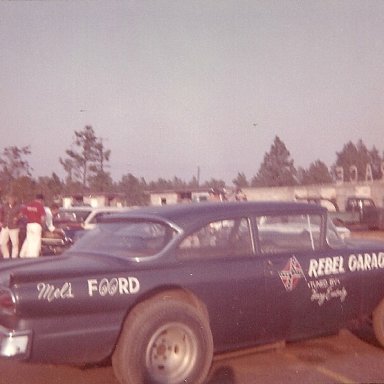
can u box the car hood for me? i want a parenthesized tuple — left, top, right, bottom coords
(0, 253, 134, 287)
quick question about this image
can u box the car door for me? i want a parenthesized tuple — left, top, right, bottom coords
(257, 213, 351, 341)
(176, 216, 270, 352)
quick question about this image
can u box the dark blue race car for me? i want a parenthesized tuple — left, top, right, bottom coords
(1, 201, 384, 384)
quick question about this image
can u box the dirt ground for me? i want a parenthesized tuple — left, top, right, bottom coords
(1, 328, 384, 384)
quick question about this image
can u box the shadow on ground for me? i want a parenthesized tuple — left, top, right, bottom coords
(352, 322, 381, 348)
(206, 365, 236, 384)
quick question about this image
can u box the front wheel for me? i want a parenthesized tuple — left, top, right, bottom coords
(112, 295, 213, 384)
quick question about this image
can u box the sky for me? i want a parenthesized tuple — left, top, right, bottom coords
(1, 0, 384, 185)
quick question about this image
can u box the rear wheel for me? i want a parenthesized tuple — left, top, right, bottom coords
(112, 295, 213, 384)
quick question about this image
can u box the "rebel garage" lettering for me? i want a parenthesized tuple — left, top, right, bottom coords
(308, 252, 384, 278)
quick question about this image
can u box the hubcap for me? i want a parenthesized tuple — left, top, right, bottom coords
(146, 322, 198, 383)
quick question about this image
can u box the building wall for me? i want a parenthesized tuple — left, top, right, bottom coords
(243, 180, 384, 208)
(150, 192, 179, 206)
(62, 194, 126, 208)
(150, 190, 211, 205)
(148, 181, 384, 208)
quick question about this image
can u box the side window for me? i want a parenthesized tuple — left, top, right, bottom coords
(326, 217, 345, 249)
(88, 213, 99, 224)
(257, 214, 322, 254)
(178, 218, 252, 260)
(91, 212, 112, 224)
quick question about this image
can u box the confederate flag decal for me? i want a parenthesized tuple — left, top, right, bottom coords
(278, 256, 305, 291)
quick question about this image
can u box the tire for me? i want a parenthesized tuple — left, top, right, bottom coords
(379, 214, 384, 231)
(112, 295, 213, 384)
(373, 299, 384, 347)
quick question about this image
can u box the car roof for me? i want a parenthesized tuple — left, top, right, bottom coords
(60, 206, 130, 212)
(101, 201, 326, 230)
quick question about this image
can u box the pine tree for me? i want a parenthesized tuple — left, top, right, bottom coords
(252, 136, 297, 187)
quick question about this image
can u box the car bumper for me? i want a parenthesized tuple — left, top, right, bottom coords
(0, 325, 31, 358)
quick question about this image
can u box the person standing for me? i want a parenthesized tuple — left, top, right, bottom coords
(44, 203, 60, 233)
(19, 194, 46, 258)
(0, 194, 21, 258)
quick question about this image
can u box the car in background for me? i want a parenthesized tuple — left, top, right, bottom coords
(1, 202, 384, 384)
(41, 230, 72, 256)
(295, 196, 351, 239)
(340, 196, 384, 230)
(297, 196, 384, 231)
(41, 206, 133, 255)
(54, 206, 133, 241)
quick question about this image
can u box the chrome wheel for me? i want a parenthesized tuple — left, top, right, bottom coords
(112, 296, 213, 384)
(145, 322, 198, 384)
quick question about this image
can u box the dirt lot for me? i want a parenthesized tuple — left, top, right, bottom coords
(0, 328, 383, 384)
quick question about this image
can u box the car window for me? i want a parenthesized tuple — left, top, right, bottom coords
(88, 212, 104, 224)
(54, 211, 78, 223)
(88, 211, 119, 224)
(256, 214, 322, 254)
(326, 218, 346, 249)
(177, 218, 252, 260)
(69, 220, 177, 258)
(56, 209, 92, 223)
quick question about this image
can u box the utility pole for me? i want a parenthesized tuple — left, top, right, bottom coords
(197, 166, 200, 187)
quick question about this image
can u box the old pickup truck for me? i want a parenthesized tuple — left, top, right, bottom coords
(331, 197, 384, 230)
(298, 196, 384, 231)
(1, 201, 384, 384)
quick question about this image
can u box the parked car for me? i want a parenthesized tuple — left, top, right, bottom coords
(1, 202, 384, 384)
(53, 206, 133, 242)
(40, 228, 72, 256)
(330, 196, 384, 230)
(40, 207, 134, 256)
(295, 196, 351, 238)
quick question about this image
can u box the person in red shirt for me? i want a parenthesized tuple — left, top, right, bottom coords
(19, 194, 46, 258)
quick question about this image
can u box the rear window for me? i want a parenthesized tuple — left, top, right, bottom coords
(68, 220, 177, 257)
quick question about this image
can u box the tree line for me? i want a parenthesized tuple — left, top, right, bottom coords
(0, 126, 382, 206)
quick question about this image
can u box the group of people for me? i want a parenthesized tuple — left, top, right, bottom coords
(0, 193, 47, 259)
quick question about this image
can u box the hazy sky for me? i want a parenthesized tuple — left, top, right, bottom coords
(1, 0, 384, 184)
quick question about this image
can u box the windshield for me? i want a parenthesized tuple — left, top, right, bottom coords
(56, 209, 92, 224)
(67, 220, 177, 258)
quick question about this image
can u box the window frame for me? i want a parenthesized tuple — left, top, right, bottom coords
(254, 213, 325, 255)
(176, 216, 255, 261)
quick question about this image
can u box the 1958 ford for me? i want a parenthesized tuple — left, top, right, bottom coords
(1, 201, 384, 384)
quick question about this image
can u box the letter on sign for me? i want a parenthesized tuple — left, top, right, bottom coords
(349, 166, 358, 183)
(335, 167, 344, 184)
(366, 164, 373, 182)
